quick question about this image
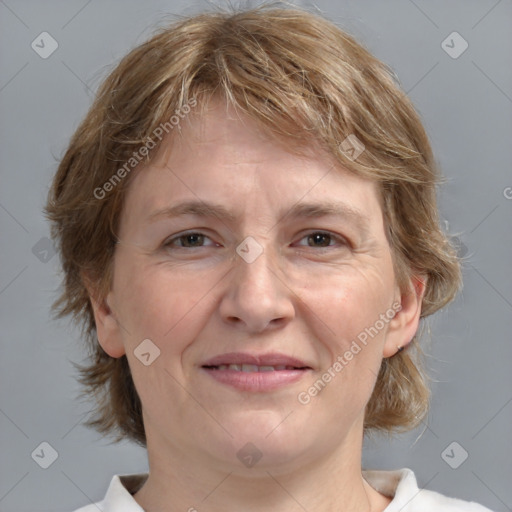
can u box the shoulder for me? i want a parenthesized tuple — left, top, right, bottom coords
(71, 474, 148, 512)
(363, 468, 494, 512)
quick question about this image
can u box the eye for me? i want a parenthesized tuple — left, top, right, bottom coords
(295, 231, 347, 248)
(163, 231, 217, 249)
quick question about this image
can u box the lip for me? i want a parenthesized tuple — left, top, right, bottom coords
(202, 352, 311, 368)
(201, 352, 312, 392)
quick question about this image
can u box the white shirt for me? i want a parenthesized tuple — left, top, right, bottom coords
(73, 468, 494, 511)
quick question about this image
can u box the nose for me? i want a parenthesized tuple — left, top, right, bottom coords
(218, 241, 295, 333)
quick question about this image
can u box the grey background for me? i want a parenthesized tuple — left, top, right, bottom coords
(0, 0, 511, 511)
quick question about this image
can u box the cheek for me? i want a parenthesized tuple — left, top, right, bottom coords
(111, 256, 219, 348)
(301, 260, 395, 345)
(296, 259, 395, 408)
(111, 260, 222, 410)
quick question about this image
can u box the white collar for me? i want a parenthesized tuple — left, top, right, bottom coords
(80, 468, 492, 512)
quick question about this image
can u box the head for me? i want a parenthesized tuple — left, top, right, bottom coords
(46, 5, 461, 455)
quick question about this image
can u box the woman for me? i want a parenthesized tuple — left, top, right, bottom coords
(46, 5, 493, 511)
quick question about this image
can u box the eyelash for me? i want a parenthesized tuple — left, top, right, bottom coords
(163, 232, 218, 249)
(162, 231, 348, 250)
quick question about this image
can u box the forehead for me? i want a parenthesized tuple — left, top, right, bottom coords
(120, 98, 384, 231)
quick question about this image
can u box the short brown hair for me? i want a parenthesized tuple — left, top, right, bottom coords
(46, 4, 461, 446)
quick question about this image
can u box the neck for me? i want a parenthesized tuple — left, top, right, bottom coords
(133, 421, 391, 512)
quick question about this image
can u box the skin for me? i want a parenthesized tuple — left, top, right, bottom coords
(90, 98, 425, 512)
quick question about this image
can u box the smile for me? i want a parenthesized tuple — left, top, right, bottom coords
(200, 353, 312, 392)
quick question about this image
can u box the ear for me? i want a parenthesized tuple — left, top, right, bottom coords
(83, 275, 125, 358)
(382, 275, 427, 358)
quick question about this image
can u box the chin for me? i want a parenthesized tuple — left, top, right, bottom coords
(202, 411, 313, 471)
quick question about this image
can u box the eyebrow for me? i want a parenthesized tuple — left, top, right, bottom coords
(147, 200, 371, 232)
(283, 201, 371, 232)
(147, 201, 237, 224)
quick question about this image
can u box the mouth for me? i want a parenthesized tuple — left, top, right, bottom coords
(203, 363, 309, 372)
(201, 353, 312, 392)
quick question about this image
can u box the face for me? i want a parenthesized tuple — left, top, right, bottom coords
(92, 99, 423, 474)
